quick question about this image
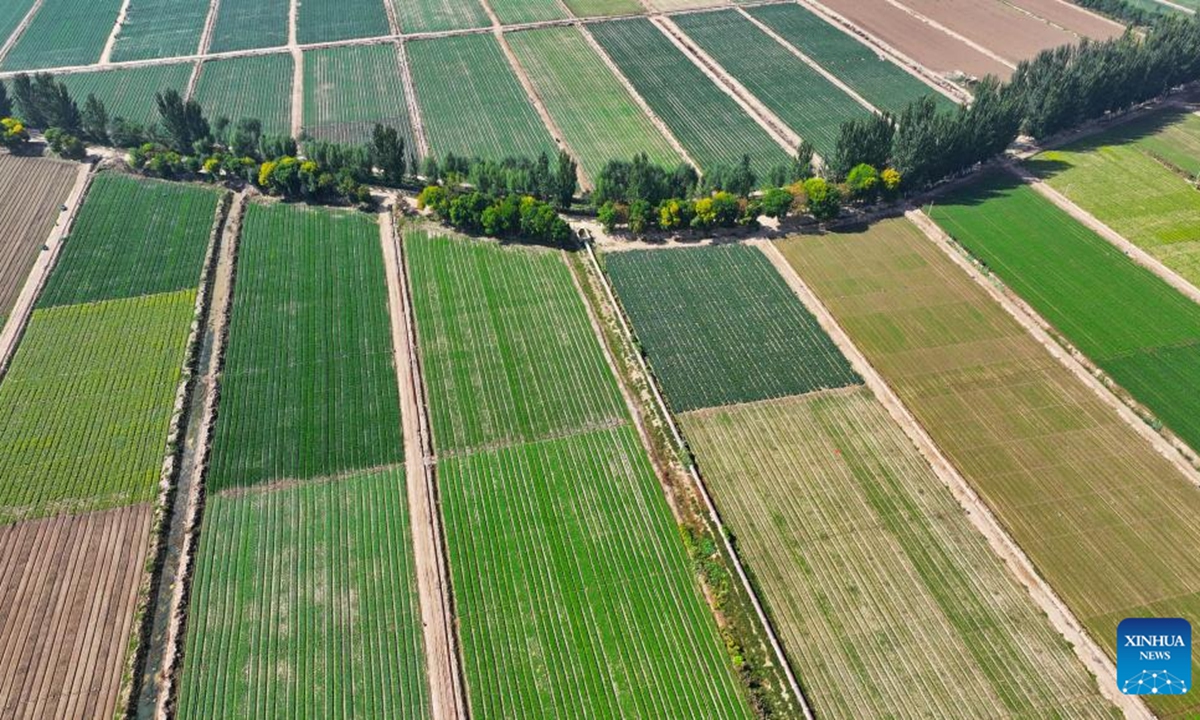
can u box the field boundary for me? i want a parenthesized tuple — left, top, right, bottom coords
(0, 161, 94, 381)
(100, 0, 133, 65)
(756, 239, 1148, 720)
(0, 0, 45, 66)
(882, 0, 1017, 68)
(579, 240, 814, 720)
(390, 217, 469, 720)
(394, 40, 429, 158)
(195, 0, 222, 56)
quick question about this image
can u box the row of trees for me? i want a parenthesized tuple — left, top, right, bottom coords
(1073, 0, 1166, 27)
(417, 185, 573, 247)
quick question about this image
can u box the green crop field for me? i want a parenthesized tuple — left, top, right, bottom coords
(929, 171, 1200, 458)
(407, 34, 557, 162)
(1029, 108, 1200, 290)
(561, 0, 642, 15)
(39, 174, 221, 308)
(0, 291, 194, 525)
(0, 0, 123, 70)
(0, 0, 39, 56)
(589, 19, 791, 178)
(207, 0, 289, 52)
(56, 63, 192, 126)
(779, 217, 1200, 717)
(680, 390, 1115, 718)
(207, 203, 401, 492)
(747, 4, 954, 114)
(487, 0, 567, 24)
(390, 0, 490, 33)
(109, 0, 207, 61)
(507, 26, 680, 182)
(193, 53, 294, 137)
(441, 424, 749, 719)
(303, 44, 413, 146)
(177, 468, 427, 720)
(297, 0, 390, 44)
(671, 10, 870, 159)
(406, 230, 626, 453)
(605, 245, 859, 412)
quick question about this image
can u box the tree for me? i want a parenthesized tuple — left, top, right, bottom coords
(845, 163, 879, 200)
(628, 199, 653, 236)
(81, 94, 108, 144)
(155, 89, 209, 153)
(44, 127, 86, 160)
(0, 82, 10, 119)
(760, 188, 793, 219)
(1, 117, 29, 151)
(597, 201, 623, 233)
(881, 167, 902, 195)
(554, 150, 577, 209)
(371, 124, 406, 184)
(231, 118, 262, 159)
(831, 113, 894, 179)
(420, 156, 441, 182)
(804, 177, 842, 222)
(711, 191, 739, 227)
(794, 141, 815, 181)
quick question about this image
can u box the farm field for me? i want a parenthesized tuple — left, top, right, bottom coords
(389, 0, 490, 34)
(671, 10, 871, 159)
(0, 155, 76, 323)
(302, 44, 414, 146)
(680, 390, 1116, 718)
(109, 0, 207, 62)
(561, 0, 643, 16)
(894, 0, 1077, 62)
(0, 0, 123, 70)
(779, 216, 1200, 717)
(407, 34, 558, 162)
(487, 0, 568, 24)
(207, 203, 401, 492)
(177, 468, 427, 720)
(648, 0, 727, 9)
(1004, 0, 1124, 39)
(0, 0, 38, 56)
(812, 0, 1013, 80)
(297, 0, 390, 44)
(506, 26, 681, 182)
(605, 245, 859, 412)
(589, 18, 792, 178)
(207, 0, 289, 52)
(929, 171, 1200, 459)
(1029, 108, 1200, 289)
(193, 53, 294, 137)
(746, 3, 955, 113)
(405, 230, 626, 453)
(56, 63, 191, 126)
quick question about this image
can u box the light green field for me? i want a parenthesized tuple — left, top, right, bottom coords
(681, 390, 1116, 718)
(302, 44, 414, 147)
(487, 0, 567, 24)
(208, 0, 289, 52)
(779, 216, 1200, 717)
(109, 0, 208, 61)
(507, 26, 681, 182)
(193, 53, 294, 137)
(56, 63, 193, 126)
(297, 0, 389, 43)
(561, 0, 642, 15)
(389, 0, 489, 34)
(0, 0, 122, 70)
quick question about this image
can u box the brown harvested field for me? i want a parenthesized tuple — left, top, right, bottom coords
(811, 0, 1014, 79)
(0, 155, 77, 322)
(1003, 0, 1125, 40)
(0, 504, 153, 720)
(894, 0, 1078, 62)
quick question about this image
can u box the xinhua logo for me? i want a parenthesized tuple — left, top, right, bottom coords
(1117, 618, 1191, 695)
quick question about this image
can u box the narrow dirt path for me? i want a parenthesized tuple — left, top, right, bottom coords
(394, 40, 429, 159)
(0, 0, 46, 66)
(881, 0, 1017, 69)
(382, 211, 468, 720)
(195, 0, 222, 56)
(756, 239, 1150, 720)
(0, 161, 93, 380)
(1151, 0, 1196, 14)
(99, 0, 133, 65)
(288, 0, 303, 138)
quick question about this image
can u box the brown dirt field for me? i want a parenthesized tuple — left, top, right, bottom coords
(0, 155, 78, 321)
(895, 0, 1079, 61)
(0, 504, 153, 720)
(813, 0, 1013, 79)
(1003, 0, 1125, 40)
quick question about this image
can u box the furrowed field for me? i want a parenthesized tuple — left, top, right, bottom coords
(298, 0, 390, 44)
(1029, 108, 1200, 289)
(929, 172, 1200, 464)
(605, 245, 859, 412)
(746, 3, 955, 113)
(193, 54, 294, 137)
(507, 26, 681, 182)
(56, 63, 192, 125)
(303, 44, 414, 146)
(0, 155, 76, 323)
(407, 34, 558, 162)
(680, 390, 1116, 718)
(0, 0, 37, 54)
(179, 202, 428, 718)
(207, 0, 289, 52)
(487, 0, 567, 25)
(406, 230, 750, 717)
(561, 0, 642, 16)
(671, 10, 870, 159)
(109, 0, 207, 61)
(780, 217, 1200, 717)
(390, 0, 490, 34)
(589, 19, 792, 178)
(0, 0, 122, 70)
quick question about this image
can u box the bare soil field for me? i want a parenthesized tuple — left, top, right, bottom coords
(811, 0, 1013, 79)
(0, 504, 153, 720)
(0, 155, 78, 322)
(895, 0, 1079, 61)
(1004, 0, 1124, 40)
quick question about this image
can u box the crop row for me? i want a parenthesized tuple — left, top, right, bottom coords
(0, 154, 77, 320)
(207, 0, 289, 52)
(606, 244, 860, 412)
(303, 44, 415, 147)
(0, 0, 122, 70)
(109, 0, 208, 62)
(487, 0, 568, 25)
(57, 63, 192, 126)
(298, 0, 390, 45)
(779, 216, 1200, 717)
(193, 54, 295, 137)
(391, 0, 490, 34)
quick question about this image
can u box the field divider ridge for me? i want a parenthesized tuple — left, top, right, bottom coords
(907, 206, 1200, 481)
(394, 40, 429, 159)
(755, 238, 1150, 720)
(0, 0, 46, 67)
(578, 240, 814, 720)
(0, 161, 94, 381)
(99, 0, 133, 65)
(996, 0, 1088, 40)
(388, 214, 469, 720)
(882, 0, 1016, 69)
(194, 0, 222, 58)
